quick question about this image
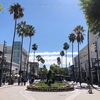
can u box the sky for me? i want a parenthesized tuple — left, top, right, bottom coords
(0, 0, 88, 69)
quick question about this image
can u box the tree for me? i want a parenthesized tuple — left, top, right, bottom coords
(50, 64, 68, 76)
(60, 50, 64, 67)
(79, 0, 100, 35)
(63, 42, 69, 67)
(0, 4, 3, 11)
(9, 3, 24, 84)
(57, 57, 61, 66)
(40, 57, 45, 65)
(38, 65, 48, 80)
(36, 55, 41, 67)
(73, 25, 85, 86)
(25, 25, 35, 78)
(32, 43, 38, 62)
(16, 21, 27, 73)
(50, 64, 60, 74)
(68, 33, 76, 64)
(47, 70, 55, 86)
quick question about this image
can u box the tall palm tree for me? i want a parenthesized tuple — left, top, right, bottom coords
(9, 3, 24, 84)
(68, 33, 76, 65)
(68, 33, 76, 82)
(25, 25, 35, 78)
(32, 44, 38, 62)
(16, 21, 27, 74)
(73, 25, 85, 86)
(63, 42, 69, 68)
(60, 50, 65, 67)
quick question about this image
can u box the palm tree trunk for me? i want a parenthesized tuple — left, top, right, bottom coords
(26, 36, 31, 78)
(72, 43, 73, 64)
(72, 42, 75, 81)
(78, 42, 81, 86)
(19, 34, 23, 75)
(9, 19, 17, 84)
(66, 50, 67, 68)
(88, 30, 92, 85)
(34, 50, 35, 62)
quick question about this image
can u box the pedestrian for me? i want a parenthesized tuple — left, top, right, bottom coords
(2, 78, 5, 85)
(21, 77, 24, 86)
(18, 76, 21, 85)
(23, 77, 26, 86)
(87, 77, 92, 94)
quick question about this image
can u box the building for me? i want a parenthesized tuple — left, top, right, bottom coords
(0, 41, 28, 76)
(73, 33, 100, 84)
(29, 62, 39, 78)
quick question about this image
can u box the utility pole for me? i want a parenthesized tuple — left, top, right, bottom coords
(0, 41, 6, 87)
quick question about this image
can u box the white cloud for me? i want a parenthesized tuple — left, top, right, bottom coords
(29, 51, 78, 69)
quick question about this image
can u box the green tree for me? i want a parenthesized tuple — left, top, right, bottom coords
(16, 21, 27, 73)
(63, 42, 69, 67)
(59, 67, 68, 76)
(9, 3, 24, 83)
(73, 25, 85, 86)
(38, 65, 48, 80)
(50, 64, 68, 76)
(0, 4, 3, 11)
(60, 50, 64, 67)
(50, 64, 60, 74)
(32, 43, 38, 62)
(47, 70, 55, 86)
(79, 0, 100, 35)
(68, 33, 76, 64)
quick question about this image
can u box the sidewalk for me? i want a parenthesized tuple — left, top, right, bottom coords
(0, 82, 29, 89)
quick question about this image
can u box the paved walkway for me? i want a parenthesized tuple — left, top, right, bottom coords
(0, 81, 100, 100)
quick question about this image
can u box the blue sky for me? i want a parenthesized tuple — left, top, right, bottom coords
(0, 0, 88, 68)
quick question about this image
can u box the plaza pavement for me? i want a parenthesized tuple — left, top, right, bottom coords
(68, 81, 100, 100)
(0, 81, 100, 100)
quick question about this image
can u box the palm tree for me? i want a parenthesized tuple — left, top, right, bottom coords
(57, 57, 61, 66)
(68, 33, 76, 82)
(16, 21, 27, 74)
(63, 42, 69, 68)
(9, 3, 24, 84)
(68, 33, 76, 65)
(40, 57, 45, 65)
(25, 25, 35, 78)
(73, 25, 85, 86)
(60, 50, 65, 67)
(32, 43, 38, 62)
(36, 55, 41, 67)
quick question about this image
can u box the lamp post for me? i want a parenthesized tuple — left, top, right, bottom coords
(0, 41, 6, 87)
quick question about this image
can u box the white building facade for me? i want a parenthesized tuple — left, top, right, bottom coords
(74, 33, 100, 84)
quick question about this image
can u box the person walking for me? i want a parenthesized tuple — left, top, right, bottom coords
(18, 76, 21, 85)
(87, 77, 92, 94)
